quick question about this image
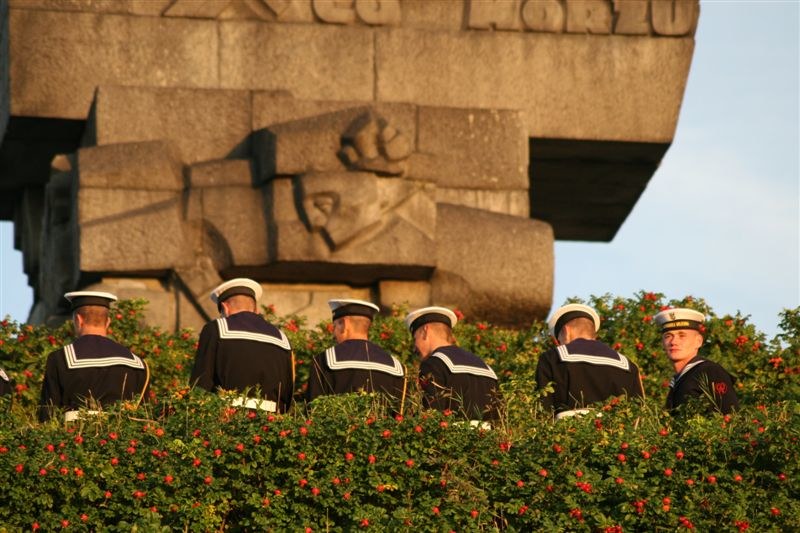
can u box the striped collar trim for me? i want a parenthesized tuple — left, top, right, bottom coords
(325, 347, 404, 376)
(64, 343, 145, 370)
(556, 345, 631, 371)
(430, 351, 498, 380)
(669, 359, 706, 388)
(216, 318, 291, 350)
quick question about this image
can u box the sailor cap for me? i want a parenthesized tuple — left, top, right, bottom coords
(210, 278, 263, 306)
(654, 308, 705, 332)
(405, 306, 458, 334)
(328, 299, 380, 320)
(548, 303, 601, 338)
(64, 291, 118, 311)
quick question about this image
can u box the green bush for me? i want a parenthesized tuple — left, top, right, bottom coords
(0, 292, 797, 531)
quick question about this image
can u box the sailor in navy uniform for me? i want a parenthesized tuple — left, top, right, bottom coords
(39, 291, 149, 422)
(306, 299, 405, 405)
(536, 303, 644, 419)
(0, 366, 13, 397)
(405, 306, 501, 422)
(191, 278, 294, 413)
(655, 308, 738, 414)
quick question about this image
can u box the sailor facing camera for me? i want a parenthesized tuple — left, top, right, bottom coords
(191, 278, 294, 413)
(39, 291, 150, 422)
(405, 306, 501, 422)
(307, 299, 406, 405)
(536, 303, 644, 419)
(656, 308, 739, 414)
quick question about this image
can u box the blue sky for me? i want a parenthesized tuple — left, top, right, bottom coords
(552, 0, 799, 338)
(1, 1, 798, 337)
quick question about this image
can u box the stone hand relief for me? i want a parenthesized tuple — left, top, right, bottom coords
(338, 111, 411, 176)
(28, 93, 550, 328)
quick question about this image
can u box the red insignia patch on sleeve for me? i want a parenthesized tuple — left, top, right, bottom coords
(714, 382, 728, 395)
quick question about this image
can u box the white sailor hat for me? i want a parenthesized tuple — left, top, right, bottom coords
(328, 299, 380, 321)
(548, 303, 600, 338)
(654, 308, 705, 332)
(64, 291, 118, 311)
(404, 306, 458, 334)
(210, 278, 263, 306)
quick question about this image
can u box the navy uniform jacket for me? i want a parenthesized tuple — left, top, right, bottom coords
(666, 355, 739, 414)
(536, 338, 643, 415)
(191, 311, 294, 413)
(0, 367, 13, 397)
(419, 345, 501, 421)
(306, 339, 405, 404)
(39, 335, 149, 421)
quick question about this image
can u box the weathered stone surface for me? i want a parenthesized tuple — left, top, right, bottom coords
(565, 0, 612, 34)
(176, 288, 211, 333)
(252, 101, 417, 182)
(398, 0, 463, 30)
(467, 0, 523, 31)
(269, 173, 436, 273)
(175, 254, 224, 323)
(9, 9, 219, 118)
(85, 277, 177, 331)
(9, 0, 171, 16)
(379, 280, 431, 310)
(16, 187, 44, 278)
(78, 141, 183, 190)
(200, 186, 268, 266)
(651, 0, 699, 36)
(219, 20, 373, 101)
(189, 159, 253, 188)
(410, 107, 528, 189)
(434, 187, 529, 218)
(431, 203, 553, 326)
(86, 86, 251, 165)
(38, 164, 79, 317)
(77, 188, 186, 272)
(0, 0, 8, 144)
(163, 0, 231, 19)
(376, 28, 695, 143)
(260, 282, 372, 326)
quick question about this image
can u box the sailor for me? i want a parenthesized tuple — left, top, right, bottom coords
(39, 291, 149, 422)
(306, 299, 405, 405)
(191, 278, 294, 413)
(655, 307, 739, 414)
(536, 303, 644, 419)
(405, 306, 501, 422)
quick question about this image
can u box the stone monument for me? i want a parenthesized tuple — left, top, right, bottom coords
(0, 0, 699, 329)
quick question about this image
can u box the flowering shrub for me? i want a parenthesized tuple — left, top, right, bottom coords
(0, 292, 797, 530)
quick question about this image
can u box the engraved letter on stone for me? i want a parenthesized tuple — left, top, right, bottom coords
(651, 0, 699, 36)
(565, 0, 612, 34)
(520, 0, 564, 33)
(313, 0, 356, 24)
(613, 0, 650, 35)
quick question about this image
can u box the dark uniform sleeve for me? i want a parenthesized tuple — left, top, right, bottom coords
(281, 352, 295, 411)
(190, 322, 218, 392)
(535, 348, 564, 413)
(629, 361, 646, 399)
(305, 354, 330, 403)
(39, 351, 63, 422)
(419, 358, 451, 412)
(701, 364, 739, 414)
